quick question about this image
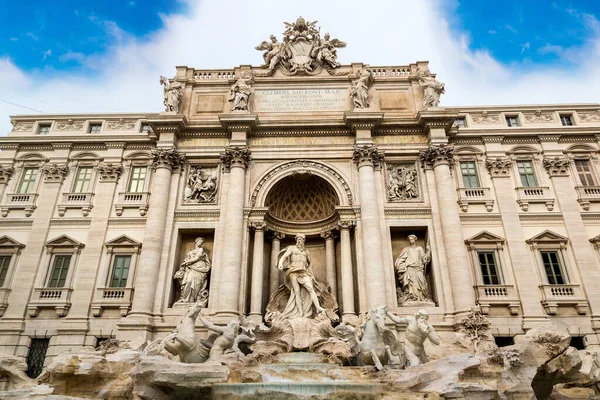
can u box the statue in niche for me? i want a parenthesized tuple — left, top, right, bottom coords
(229, 71, 254, 111)
(312, 33, 346, 69)
(159, 76, 183, 113)
(174, 237, 211, 307)
(395, 234, 432, 305)
(349, 69, 373, 109)
(266, 234, 338, 322)
(418, 68, 445, 109)
(387, 165, 419, 201)
(184, 167, 218, 203)
(387, 309, 440, 367)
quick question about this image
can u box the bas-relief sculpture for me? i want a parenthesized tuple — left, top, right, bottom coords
(229, 71, 254, 111)
(395, 234, 433, 305)
(159, 76, 183, 113)
(418, 67, 445, 109)
(184, 166, 218, 203)
(174, 237, 211, 307)
(386, 164, 419, 201)
(255, 16, 345, 75)
(349, 69, 373, 109)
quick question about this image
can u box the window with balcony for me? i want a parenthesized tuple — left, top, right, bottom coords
(109, 255, 131, 288)
(128, 166, 147, 193)
(516, 160, 538, 187)
(478, 251, 500, 285)
(0, 236, 25, 317)
(17, 168, 38, 194)
(87, 123, 102, 133)
(540, 251, 565, 285)
(72, 167, 93, 193)
(575, 160, 596, 186)
(560, 115, 574, 126)
(37, 124, 51, 135)
(0, 256, 11, 287)
(47, 255, 71, 288)
(460, 161, 480, 188)
(506, 116, 519, 127)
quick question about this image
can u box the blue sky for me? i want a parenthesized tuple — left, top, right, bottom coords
(0, 0, 599, 134)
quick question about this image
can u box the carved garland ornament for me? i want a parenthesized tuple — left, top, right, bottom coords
(56, 119, 84, 131)
(485, 158, 513, 177)
(41, 164, 69, 183)
(220, 146, 251, 170)
(11, 122, 34, 132)
(0, 165, 14, 184)
(250, 160, 353, 207)
(543, 157, 571, 177)
(106, 119, 136, 130)
(471, 111, 500, 124)
(352, 146, 384, 168)
(419, 145, 454, 168)
(579, 111, 600, 122)
(523, 110, 554, 123)
(151, 148, 186, 170)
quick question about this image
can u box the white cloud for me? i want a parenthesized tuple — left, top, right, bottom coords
(1, 0, 600, 136)
(42, 49, 52, 60)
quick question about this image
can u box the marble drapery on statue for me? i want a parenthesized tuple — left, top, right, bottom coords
(159, 76, 183, 113)
(228, 71, 254, 111)
(418, 68, 445, 109)
(265, 234, 338, 322)
(349, 69, 373, 109)
(395, 234, 432, 305)
(174, 237, 211, 307)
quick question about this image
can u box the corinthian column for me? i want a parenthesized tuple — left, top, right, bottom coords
(269, 231, 284, 296)
(320, 230, 337, 295)
(338, 221, 356, 319)
(353, 145, 387, 308)
(420, 145, 475, 313)
(249, 222, 266, 322)
(214, 146, 251, 317)
(130, 148, 185, 318)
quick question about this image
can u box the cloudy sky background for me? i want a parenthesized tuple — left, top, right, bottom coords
(1, 0, 599, 135)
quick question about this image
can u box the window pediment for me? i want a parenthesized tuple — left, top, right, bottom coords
(105, 235, 141, 250)
(526, 230, 568, 245)
(0, 236, 25, 251)
(45, 235, 85, 250)
(465, 231, 505, 244)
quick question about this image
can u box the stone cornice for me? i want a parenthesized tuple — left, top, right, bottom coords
(147, 115, 187, 138)
(485, 158, 513, 178)
(344, 112, 384, 132)
(419, 144, 454, 168)
(352, 145, 384, 168)
(543, 156, 571, 177)
(151, 147, 186, 171)
(220, 146, 251, 170)
(218, 114, 258, 133)
(417, 109, 458, 134)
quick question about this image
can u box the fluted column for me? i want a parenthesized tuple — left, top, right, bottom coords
(338, 221, 355, 318)
(353, 146, 387, 308)
(130, 148, 184, 318)
(214, 146, 251, 317)
(321, 230, 337, 295)
(249, 222, 266, 321)
(420, 145, 475, 313)
(269, 231, 285, 296)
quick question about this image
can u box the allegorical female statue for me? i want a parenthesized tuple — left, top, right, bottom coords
(174, 237, 212, 307)
(349, 69, 373, 109)
(159, 76, 183, 113)
(395, 234, 432, 304)
(229, 71, 254, 111)
(418, 68, 445, 109)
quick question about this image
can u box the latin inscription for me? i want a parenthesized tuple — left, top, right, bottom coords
(254, 89, 349, 112)
(178, 135, 427, 148)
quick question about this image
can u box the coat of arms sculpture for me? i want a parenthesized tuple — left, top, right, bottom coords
(255, 16, 346, 76)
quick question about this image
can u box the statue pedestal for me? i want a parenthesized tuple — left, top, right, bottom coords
(400, 300, 436, 308)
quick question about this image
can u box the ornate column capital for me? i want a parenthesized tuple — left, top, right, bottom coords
(320, 230, 338, 240)
(41, 163, 69, 183)
(151, 147, 186, 171)
(250, 221, 266, 231)
(269, 230, 285, 241)
(419, 144, 454, 169)
(220, 146, 251, 171)
(352, 145, 384, 168)
(485, 158, 513, 178)
(0, 165, 14, 184)
(543, 156, 571, 177)
(96, 163, 123, 182)
(337, 220, 355, 230)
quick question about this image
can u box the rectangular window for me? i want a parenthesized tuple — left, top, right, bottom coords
(17, 168, 38, 194)
(517, 160, 538, 187)
(541, 251, 565, 285)
(127, 166, 147, 193)
(109, 255, 131, 288)
(37, 125, 51, 135)
(575, 160, 596, 186)
(72, 167, 93, 193)
(26, 338, 50, 378)
(88, 123, 102, 133)
(506, 116, 519, 127)
(140, 123, 151, 133)
(460, 161, 480, 188)
(455, 118, 466, 128)
(48, 255, 71, 288)
(0, 256, 11, 287)
(560, 115, 573, 126)
(478, 251, 500, 285)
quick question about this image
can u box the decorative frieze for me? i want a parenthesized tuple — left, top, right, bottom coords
(11, 122, 34, 132)
(151, 148, 186, 171)
(220, 146, 251, 170)
(419, 144, 454, 168)
(579, 111, 600, 122)
(485, 158, 513, 178)
(184, 166, 219, 203)
(0, 165, 14, 184)
(523, 110, 554, 123)
(543, 157, 571, 177)
(471, 111, 500, 124)
(55, 119, 83, 131)
(386, 164, 419, 201)
(352, 145, 384, 168)
(96, 163, 123, 182)
(41, 164, 68, 183)
(106, 119, 136, 130)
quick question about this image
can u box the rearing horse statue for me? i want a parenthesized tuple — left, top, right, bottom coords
(335, 306, 403, 370)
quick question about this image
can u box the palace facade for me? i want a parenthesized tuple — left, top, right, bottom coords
(2, 32, 600, 371)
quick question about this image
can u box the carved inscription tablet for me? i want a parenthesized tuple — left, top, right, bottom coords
(254, 89, 349, 112)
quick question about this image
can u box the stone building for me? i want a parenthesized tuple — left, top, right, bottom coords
(2, 18, 600, 373)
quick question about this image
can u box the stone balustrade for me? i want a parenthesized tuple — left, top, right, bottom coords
(1, 193, 38, 217)
(114, 192, 150, 216)
(539, 284, 588, 315)
(515, 186, 554, 211)
(28, 287, 73, 317)
(456, 187, 494, 212)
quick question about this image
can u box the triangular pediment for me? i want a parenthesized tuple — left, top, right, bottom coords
(45, 235, 85, 249)
(465, 231, 504, 244)
(526, 230, 568, 244)
(105, 235, 141, 248)
(0, 236, 25, 249)
(590, 234, 600, 244)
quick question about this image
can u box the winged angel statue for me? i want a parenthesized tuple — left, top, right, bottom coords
(255, 16, 346, 75)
